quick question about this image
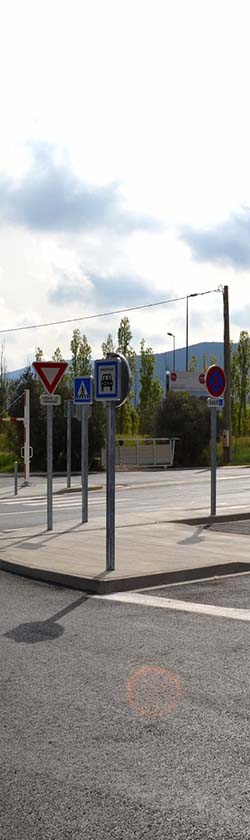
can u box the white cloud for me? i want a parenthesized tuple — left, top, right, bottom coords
(0, 0, 250, 370)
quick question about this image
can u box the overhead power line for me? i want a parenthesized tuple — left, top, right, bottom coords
(0, 288, 221, 335)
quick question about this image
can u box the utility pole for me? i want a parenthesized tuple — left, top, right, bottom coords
(186, 297, 189, 372)
(223, 285, 231, 463)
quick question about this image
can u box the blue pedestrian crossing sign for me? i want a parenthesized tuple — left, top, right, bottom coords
(74, 376, 93, 404)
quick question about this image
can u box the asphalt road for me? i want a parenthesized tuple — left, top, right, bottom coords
(2, 570, 250, 839)
(1, 467, 250, 530)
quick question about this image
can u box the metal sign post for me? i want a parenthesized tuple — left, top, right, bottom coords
(206, 366, 226, 519)
(81, 407, 89, 524)
(67, 400, 72, 489)
(210, 405, 217, 516)
(23, 389, 31, 485)
(47, 404, 53, 531)
(106, 401, 116, 570)
(94, 356, 126, 572)
(33, 360, 68, 532)
(73, 377, 93, 523)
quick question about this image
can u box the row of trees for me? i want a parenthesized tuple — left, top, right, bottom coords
(2, 324, 250, 470)
(2, 318, 164, 470)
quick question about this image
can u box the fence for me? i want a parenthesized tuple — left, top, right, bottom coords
(101, 438, 178, 469)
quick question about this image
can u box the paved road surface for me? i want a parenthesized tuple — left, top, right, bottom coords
(2, 570, 250, 839)
(1, 467, 250, 530)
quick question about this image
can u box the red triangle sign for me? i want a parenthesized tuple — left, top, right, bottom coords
(32, 361, 68, 394)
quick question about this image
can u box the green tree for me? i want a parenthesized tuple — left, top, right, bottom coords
(189, 355, 198, 371)
(138, 339, 163, 434)
(70, 329, 92, 377)
(117, 317, 133, 356)
(52, 347, 63, 361)
(115, 317, 138, 435)
(231, 331, 250, 435)
(0, 341, 8, 414)
(154, 391, 222, 467)
(202, 352, 207, 372)
(102, 333, 115, 358)
(35, 347, 44, 361)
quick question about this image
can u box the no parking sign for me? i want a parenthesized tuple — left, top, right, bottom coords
(206, 365, 226, 398)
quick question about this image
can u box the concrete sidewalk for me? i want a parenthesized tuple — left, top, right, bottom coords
(1, 510, 250, 594)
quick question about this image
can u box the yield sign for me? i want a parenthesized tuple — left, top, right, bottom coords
(32, 361, 68, 394)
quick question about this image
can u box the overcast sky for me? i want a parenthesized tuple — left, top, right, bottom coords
(0, 0, 249, 370)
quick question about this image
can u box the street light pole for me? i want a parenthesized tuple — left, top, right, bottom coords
(167, 332, 176, 371)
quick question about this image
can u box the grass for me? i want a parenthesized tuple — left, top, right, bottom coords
(231, 436, 250, 466)
(0, 431, 19, 472)
(0, 452, 17, 472)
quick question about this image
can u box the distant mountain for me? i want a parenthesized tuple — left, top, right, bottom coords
(9, 341, 237, 397)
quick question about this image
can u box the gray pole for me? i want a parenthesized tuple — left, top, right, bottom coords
(173, 335, 176, 372)
(210, 406, 217, 517)
(67, 400, 71, 489)
(14, 461, 18, 496)
(47, 404, 53, 531)
(81, 406, 88, 523)
(106, 401, 116, 571)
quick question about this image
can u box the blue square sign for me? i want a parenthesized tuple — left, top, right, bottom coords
(94, 359, 121, 400)
(74, 376, 93, 404)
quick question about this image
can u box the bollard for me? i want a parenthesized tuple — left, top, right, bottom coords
(14, 461, 18, 495)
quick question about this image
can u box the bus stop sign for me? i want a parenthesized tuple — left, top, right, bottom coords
(106, 352, 131, 407)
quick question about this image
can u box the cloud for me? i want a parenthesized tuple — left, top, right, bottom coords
(180, 208, 250, 269)
(48, 271, 160, 308)
(0, 143, 162, 236)
(232, 305, 250, 328)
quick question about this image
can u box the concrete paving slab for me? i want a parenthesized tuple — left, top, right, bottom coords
(1, 515, 250, 594)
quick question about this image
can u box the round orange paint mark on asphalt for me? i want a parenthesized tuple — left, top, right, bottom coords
(126, 665, 181, 718)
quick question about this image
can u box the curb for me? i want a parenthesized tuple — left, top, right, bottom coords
(175, 512, 250, 526)
(1, 558, 250, 595)
(55, 485, 103, 495)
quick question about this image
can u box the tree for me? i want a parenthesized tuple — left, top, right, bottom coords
(154, 391, 222, 467)
(117, 317, 133, 356)
(35, 347, 44, 361)
(202, 352, 207, 372)
(52, 347, 63, 361)
(102, 333, 115, 358)
(230, 331, 250, 435)
(189, 355, 198, 371)
(70, 329, 92, 377)
(6, 367, 47, 470)
(0, 341, 8, 414)
(138, 339, 163, 434)
(115, 317, 138, 435)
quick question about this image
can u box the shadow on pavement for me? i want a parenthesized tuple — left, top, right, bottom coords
(4, 592, 89, 644)
(178, 525, 205, 545)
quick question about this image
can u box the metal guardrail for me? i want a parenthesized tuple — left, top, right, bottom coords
(101, 438, 178, 468)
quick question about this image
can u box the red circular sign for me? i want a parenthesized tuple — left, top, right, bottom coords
(206, 365, 226, 397)
(199, 373, 205, 384)
(170, 372, 177, 381)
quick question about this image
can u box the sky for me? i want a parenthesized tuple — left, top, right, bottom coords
(0, 0, 250, 371)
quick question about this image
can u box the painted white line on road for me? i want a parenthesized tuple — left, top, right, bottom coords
(217, 474, 250, 481)
(102, 591, 250, 622)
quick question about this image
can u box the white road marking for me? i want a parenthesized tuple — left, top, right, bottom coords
(102, 591, 250, 622)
